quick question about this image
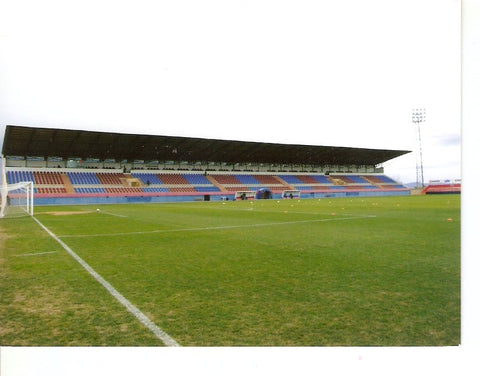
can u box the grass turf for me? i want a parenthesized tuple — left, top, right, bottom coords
(0, 194, 460, 346)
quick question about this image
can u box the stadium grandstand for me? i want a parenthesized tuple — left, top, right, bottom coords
(2, 125, 411, 206)
(421, 179, 461, 195)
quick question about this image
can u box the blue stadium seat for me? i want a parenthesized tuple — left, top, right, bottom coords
(131, 173, 163, 185)
(194, 186, 220, 192)
(376, 175, 397, 183)
(142, 187, 170, 193)
(67, 172, 101, 185)
(234, 175, 260, 185)
(183, 174, 211, 184)
(278, 175, 303, 184)
(347, 175, 369, 184)
(311, 175, 331, 184)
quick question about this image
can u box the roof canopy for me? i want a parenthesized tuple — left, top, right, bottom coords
(2, 125, 409, 166)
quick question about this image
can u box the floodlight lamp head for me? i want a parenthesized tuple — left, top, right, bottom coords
(412, 108, 426, 124)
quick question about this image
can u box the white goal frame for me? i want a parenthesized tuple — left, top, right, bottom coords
(1, 155, 34, 217)
(234, 191, 256, 200)
(282, 190, 301, 199)
(0, 180, 35, 217)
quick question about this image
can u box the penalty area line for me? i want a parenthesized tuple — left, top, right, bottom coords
(31, 216, 180, 347)
(97, 210, 128, 218)
(15, 251, 58, 257)
(59, 214, 377, 239)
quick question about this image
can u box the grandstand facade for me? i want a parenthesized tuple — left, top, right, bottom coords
(421, 179, 461, 195)
(2, 125, 411, 205)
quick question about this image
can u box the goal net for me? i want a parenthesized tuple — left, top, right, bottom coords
(1, 156, 34, 218)
(234, 191, 256, 200)
(282, 190, 301, 199)
(0, 181, 34, 218)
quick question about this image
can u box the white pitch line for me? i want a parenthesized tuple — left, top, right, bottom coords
(15, 251, 58, 257)
(31, 216, 180, 347)
(98, 210, 128, 218)
(59, 215, 376, 239)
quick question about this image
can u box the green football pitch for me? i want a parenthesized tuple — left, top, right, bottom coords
(0, 195, 460, 346)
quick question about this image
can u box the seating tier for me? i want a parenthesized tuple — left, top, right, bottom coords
(5, 169, 407, 197)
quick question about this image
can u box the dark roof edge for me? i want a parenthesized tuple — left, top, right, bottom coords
(2, 125, 411, 165)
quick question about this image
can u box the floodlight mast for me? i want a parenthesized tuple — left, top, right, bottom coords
(412, 108, 426, 188)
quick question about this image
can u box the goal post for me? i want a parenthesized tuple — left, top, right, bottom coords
(234, 191, 256, 201)
(282, 190, 301, 199)
(0, 181, 34, 218)
(1, 156, 34, 218)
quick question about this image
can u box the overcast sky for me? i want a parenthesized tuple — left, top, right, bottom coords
(0, 0, 461, 183)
